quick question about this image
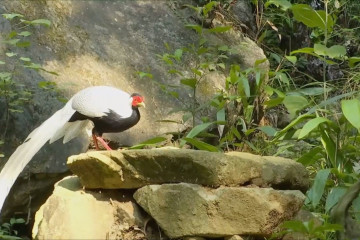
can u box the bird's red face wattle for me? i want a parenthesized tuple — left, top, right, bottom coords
(132, 95, 145, 107)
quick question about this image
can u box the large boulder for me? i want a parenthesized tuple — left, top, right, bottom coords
(133, 183, 305, 238)
(67, 148, 309, 191)
(32, 176, 151, 240)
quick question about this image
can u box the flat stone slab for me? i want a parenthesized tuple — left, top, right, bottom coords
(67, 148, 309, 191)
(134, 183, 305, 238)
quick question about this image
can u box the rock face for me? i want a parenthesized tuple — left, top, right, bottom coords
(33, 148, 309, 239)
(133, 183, 305, 238)
(0, 0, 268, 218)
(68, 149, 309, 191)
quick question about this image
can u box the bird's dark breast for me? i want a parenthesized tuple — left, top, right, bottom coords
(69, 109, 140, 136)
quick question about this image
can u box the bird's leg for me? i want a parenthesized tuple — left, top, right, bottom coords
(96, 136, 112, 150)
(92, 134, 100, 150)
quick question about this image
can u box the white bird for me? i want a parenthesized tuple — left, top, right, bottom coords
(0, 86, 145, 213)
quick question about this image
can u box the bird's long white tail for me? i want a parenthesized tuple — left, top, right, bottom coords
(0, 100, 76, 212)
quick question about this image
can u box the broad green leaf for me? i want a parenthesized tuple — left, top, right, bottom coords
(129, 137, 167, 149)
(185, 122, 214, 139)
(265, 0, 292, 10)
(16, 41, 31, 47)
(18, 31, 31, 37)
(218, 45, 229, 51)
(285, 55, 297, 64)
(208, 25, 232, 33)
(174, 49, 183, 60)
(273, 114, 313, 141)
(276, 72, 290, 85)
(185, 24, 203, 34)
(2, 13, 23, 20)
(203, 1, 218, 16)
(341, 99, 360, 130)
(291, 4, 333, 31)
(325, 187, 347, 212)
(0, 61, 5, 65)
(19, 57, 31, 62)
(257, 126, 277, 137)
(307, 169, 331, 208)
(6, 52, 17, 57)
(326, 45, 346, 58)
(314, 44, 346, 58)
(298, 117, 331, 139)
(297, 146, 323, 166)
(180, 78, 197, 88)
(254, 58, 268, 67)
(283, 95, 309, 118)
(348, 57, 360, 68)
(137, 71, 153, 79)
(183, 138, 219, 152)
(264, 97, 284, 108)
(30, 19, 51, 27)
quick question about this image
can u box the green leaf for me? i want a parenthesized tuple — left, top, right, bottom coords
(137, 71, 153, 79)
(129, 137, 167, 149)
(18, 31, 31, 37)
(4, 39, 20, 45)
(257, 126, 277, 137)
(264, 97, 284, 108)
(185, 122, 214, 139)
(265, 0, 292, 10)
(348, 57, 360, 68)
(298, 117, 331, 139)
(290, 47, 314, 55)
(203, 1, 218, 16)
(2, 13, 24, 20)
(325, 187, 347, 212)
(341, 99, 360, 130)
(283, 95, 309, 118)
(0, 61, 5, 65)
(285, 55, 297, 64)
(6, 52, 17, 57)
(291, 4, 333, 31)
(180, 78, 197, 89)
(307, 169, 331, 208)
(16, 41, 31, 48)
(208, 25, 232, 33)
(185, 24, 203, 34)
(19, 57, 31, 62)
(30, 19, 51, 27)
(314, 44, 346, 58)
(273, 114, 313, 141)
(297, 146, 323, 166)
(174, 49, 183, 61)
(183, 138, 219, 152)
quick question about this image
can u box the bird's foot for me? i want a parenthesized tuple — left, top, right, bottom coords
(92, 135, 112, 150)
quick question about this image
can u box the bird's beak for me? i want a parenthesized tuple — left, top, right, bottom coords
(137, 102, 146, 108)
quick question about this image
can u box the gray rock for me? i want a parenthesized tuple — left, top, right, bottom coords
(134, 183, 306, 238)
(67, 148, 309, 191)
(32, 176, 149, 240)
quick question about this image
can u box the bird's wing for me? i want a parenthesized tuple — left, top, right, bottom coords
(0, 99, 76, 212)
(71, 86, 133, 118)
